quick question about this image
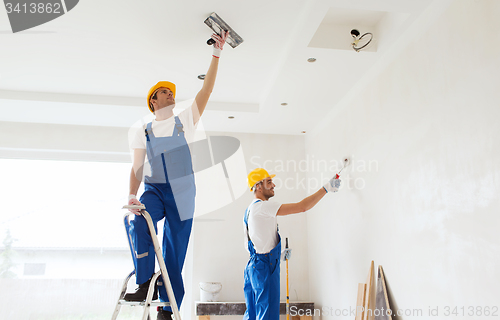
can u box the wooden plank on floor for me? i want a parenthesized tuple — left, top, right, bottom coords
(363, 260, 374, 320)
(355, 283, 366, 320)
(195, 302, 314, 316)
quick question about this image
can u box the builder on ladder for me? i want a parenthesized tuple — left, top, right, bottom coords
(243, 168, 341, 320)
(126, 31, 228, 320)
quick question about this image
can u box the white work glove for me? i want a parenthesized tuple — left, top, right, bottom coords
(211, 30, 228, 58)
(282, 248, 292, 261)
(323, 176, 341, 193)
(127, 194, 143, 215)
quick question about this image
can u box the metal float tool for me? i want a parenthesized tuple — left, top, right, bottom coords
(204, 12, 244, 48)
(112, 205, 181, 320)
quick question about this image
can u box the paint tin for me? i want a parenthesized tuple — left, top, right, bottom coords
(199, 282, 222, 302)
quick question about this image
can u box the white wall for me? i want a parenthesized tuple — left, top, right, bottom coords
(305, 0, 500, 319)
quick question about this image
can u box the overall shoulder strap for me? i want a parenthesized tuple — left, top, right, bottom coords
(244, 199, 262, 242)
(173, 116, 184, 135)
(145, 122, 153, 141)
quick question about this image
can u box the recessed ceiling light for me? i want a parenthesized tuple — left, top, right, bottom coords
(281, 103, 288, 106)
(198, 74, 206, 80)
(228, 116, 235, 119)
(307, 58, 316, 63)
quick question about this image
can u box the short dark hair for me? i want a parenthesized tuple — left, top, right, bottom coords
(149, 91, 159, 114)
(252, 181, 262, 193)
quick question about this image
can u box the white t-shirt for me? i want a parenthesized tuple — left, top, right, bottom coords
(244, 199, 282, 254)
(129, 106, 197, 150)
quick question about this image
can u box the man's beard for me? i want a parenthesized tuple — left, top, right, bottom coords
(263, 189, 274, 200)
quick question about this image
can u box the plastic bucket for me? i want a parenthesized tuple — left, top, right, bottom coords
(199, 282, 222, 302)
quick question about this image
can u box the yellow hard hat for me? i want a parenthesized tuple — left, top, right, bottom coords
(247, 168, 276, 191)
(147, 81, 176, 113)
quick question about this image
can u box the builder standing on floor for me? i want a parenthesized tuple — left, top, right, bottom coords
(243, 168, 341, 320)
(125, 31, 228, 320)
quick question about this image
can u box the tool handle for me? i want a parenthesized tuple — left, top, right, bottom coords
(286, 237, 289, 249)
(122, 204, 145, 210)
(207, 28, 229, 46)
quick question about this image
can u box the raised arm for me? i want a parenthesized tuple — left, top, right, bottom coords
(276, 176, 341, 216)
(194, 56, 219, 124)
(193, 31, 228, 124)
(277, 188, 327, 216)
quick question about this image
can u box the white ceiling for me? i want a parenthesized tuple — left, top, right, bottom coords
(0, 0, 436, 135)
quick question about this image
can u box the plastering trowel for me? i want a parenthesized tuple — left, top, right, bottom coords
(204, 12, 244, 48)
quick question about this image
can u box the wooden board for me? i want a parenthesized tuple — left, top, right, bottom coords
(375, 266, 392, 320)
(195, 302, 314, 316)
(363, 261, 374, 320)
(355, 283, 366, 320)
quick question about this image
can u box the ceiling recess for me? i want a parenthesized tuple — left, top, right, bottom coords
(307, 7, 408, 52)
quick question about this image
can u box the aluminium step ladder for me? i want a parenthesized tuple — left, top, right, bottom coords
(112, 206, 182, 320)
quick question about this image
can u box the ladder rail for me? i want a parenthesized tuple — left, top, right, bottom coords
(140, 209, 182, 320)
(111, 270, 135, 320)
(112, 210, 181, 320)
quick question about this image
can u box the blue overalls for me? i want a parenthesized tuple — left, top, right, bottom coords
(129, 116, 196, 312)
(243, 200, 282, 320)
